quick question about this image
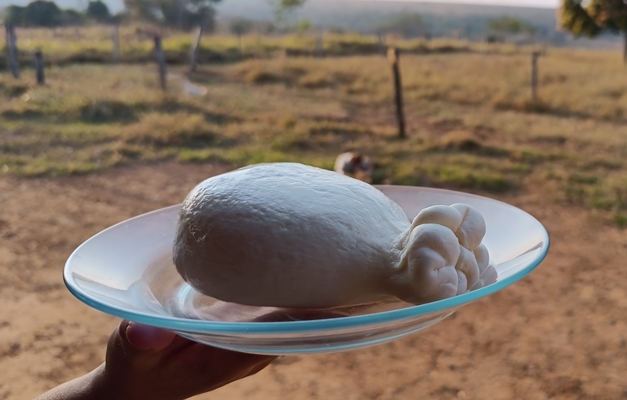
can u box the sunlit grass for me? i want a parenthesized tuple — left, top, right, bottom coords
(0, 25, 478, 67)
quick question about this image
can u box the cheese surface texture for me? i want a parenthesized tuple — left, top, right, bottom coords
(173, 163, 494, 308)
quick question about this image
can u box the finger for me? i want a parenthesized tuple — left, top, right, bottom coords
(155, 343, 277, 397)
(243, 356, 277, 377)
(121, 320, 177, 351)
(175, 342, 273, 375)
(160, 334, 202, 362)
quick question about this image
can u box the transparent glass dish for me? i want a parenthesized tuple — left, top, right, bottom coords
(64, 185, 549, 355)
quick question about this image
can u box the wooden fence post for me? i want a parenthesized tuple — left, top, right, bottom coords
(34, 50, 44, 85)
(531, 51, 540, 103)
(154, 35, 167, 90)
(5, 24, 20, 79)
(314, 31, 324, 58)
(387, 47, 406, 139)
(378, 33, 385, 55)
(177, 0, 184, 30)
(190, 25, 203, 73)
(112, 23, 120, 62)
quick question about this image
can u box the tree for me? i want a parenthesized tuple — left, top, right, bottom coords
(86, 0, 111, 22)
(297, 19, 311, 36)
(559, 0, 627, 63)
(3, 0, 84, 26)
(61, 9, 84, 25)
(487, 16, 537, 36)
(270, 0, 306, 27)
(377, 14, 428, 39)
(229, 17, 253, 48)
(4, 5, 27, 26)
(24, 0, 63, 27)
(123, 0, 220, 31)
(485, 16, 537, 46)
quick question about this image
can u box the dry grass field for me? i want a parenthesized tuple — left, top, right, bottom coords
(3, 46, 627, 224)
(1, 29, 627, 399)
(2, 26, 472, 65)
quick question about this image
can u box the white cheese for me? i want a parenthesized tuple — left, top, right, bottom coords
(173, 163, 494, 308)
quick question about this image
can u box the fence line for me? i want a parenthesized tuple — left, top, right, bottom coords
(5, 24, 21, 78)
(112, 24, 120, 63)
(190, 25, 203, 73)
(387, 47, 406, 139)
(154, 35, 167, 90)
(34, 50, 44, 85)
(531, 51, 540, 103)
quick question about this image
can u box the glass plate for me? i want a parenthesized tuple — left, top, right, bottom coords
(64, 185, 549, 355)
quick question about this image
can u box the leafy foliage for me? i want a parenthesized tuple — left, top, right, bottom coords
(4, 0, 84, 26)
(86, 1, 111, 22)
(377, 14, 428, 38)
(487, 16, 537, 35)
(62, 9, 84, 25)
(270, 0, 307, 25)
(5, 1, 60, 27)
(559, 0, 627, 37)
(123, 0, 220, 30)
(229, 17, 254, 36)
(24, 0, 62, 26)
(4, 5, 28, 25)
(297, 19, 311, 35)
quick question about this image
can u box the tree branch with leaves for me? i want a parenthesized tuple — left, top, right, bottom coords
(269, 0, 306, 28)
(559, 0, 627, 63)
(123, 0, 220, 31)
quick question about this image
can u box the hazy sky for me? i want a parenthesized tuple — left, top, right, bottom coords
(374, 0, 557, 7)
(0, 0, 559, 13)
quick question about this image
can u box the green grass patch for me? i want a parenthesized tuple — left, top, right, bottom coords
(614, 213, 627, 229)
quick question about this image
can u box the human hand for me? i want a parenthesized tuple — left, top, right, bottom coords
(94, 320, 276, 400)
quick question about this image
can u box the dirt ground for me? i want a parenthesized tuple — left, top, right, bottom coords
(1, 161, 626, 400)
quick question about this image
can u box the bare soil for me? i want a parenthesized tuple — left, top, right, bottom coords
(1, 162, 626, 400)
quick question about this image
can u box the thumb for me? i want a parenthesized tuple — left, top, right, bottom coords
(120, 320, 177, 352)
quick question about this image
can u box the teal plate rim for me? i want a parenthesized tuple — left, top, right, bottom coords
(64, 186, 550, 335)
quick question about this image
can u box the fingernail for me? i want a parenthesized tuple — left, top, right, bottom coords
(125, 321, 141, 348)
(126, 321, 153, 350)
(125, 321, 176, 351)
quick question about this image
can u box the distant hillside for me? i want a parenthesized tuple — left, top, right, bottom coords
(0, 0, 619, 47)
(216, 0, 557, 36)
(215, 0, 618, 46)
